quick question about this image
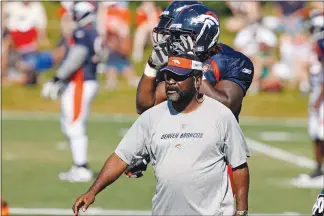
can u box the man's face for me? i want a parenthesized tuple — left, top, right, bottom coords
(164, 72, 196, 102)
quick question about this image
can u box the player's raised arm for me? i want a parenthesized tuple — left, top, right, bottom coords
(223, 111, 251, 215)
(136, 35, 169, 114)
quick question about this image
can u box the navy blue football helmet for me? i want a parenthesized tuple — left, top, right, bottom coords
(168, 4, 220, 57)
(153, 1, 201, 40)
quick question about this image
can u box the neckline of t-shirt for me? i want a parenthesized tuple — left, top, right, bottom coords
(167, 96, 207, 116)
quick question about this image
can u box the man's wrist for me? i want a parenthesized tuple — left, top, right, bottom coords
(235, 210, 248, 216)
(144, 63, 158, 77)
(147, 57, 157, 69)
(87, 188, 99, 196)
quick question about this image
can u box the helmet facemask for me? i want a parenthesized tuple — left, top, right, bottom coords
(152, 15, 174, 44)
(167, 27, 219, 61)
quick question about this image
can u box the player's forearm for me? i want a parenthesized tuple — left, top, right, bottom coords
(136, 74, 157, 114)
(87, 153, 128, 195)
(56, 45, 88, 80)
(232, 163, 249, 212)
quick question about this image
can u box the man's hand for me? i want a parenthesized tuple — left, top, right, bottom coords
(41, 77, 64, 101)
(313, 194, 324, 216)
(148, 35, 170, 70)
(72, 192, 95, 216)
(172, 35, 195, 55)
(124, 153, 150, 178)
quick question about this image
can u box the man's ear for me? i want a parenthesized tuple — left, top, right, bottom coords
(195, 76, 202, 88)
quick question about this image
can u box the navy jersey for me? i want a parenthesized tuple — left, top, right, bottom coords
(203, 43, 254, 95)
(69, 25, 98, 82)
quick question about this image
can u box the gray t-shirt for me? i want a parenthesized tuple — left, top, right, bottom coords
(115, 96, 251, 215)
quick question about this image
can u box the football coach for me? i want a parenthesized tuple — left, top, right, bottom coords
(72, 53, 251, 216)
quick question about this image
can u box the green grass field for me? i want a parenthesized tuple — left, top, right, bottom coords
(2, 2, 319, 215)
(2, 112, 319, 215)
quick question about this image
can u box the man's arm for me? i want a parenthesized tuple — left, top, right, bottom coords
(73, 112, 151, 215)
(200, 80, 244, 114)
(223, 110, 251, 214)
(232, 163, 250, 214)
(136, 34, 170, 114)
(87, 153, 128, 195)
(55, 44, 88, 80)
(136, 72, 158, 114)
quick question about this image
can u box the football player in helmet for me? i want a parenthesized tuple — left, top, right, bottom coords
(126, 3, 254, 180)
(308, 5, 324, 179)
(42, 2, 103, 182)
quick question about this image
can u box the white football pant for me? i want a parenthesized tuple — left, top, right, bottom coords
(309, 87, 324, 141)
(60, 80, 98, 166)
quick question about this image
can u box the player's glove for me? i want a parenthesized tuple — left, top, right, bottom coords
(313, 193, 324, 216)
(41, 77, 65, 101)
(172, 35, 195, 55)
(124, 153, 150, 178)
(147, 35, 170, 70)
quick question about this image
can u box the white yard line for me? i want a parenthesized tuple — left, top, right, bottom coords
(3, 110, 313, 168)
(2, 111, 308, 127)
(9, 207, 302, 216)
(9, 208, 151, 215)
(246, 137, 316, 170)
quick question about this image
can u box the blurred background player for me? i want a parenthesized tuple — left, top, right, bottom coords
(132, 2, 161, 63)
(234, 22, 283, 93)
(103, 2, 139, 90)
(273, 1, 311, 93)
(292, 2, 324, 188)
(2, 1, 51, 86)
(225, 2, 262, 33)
(41, 2, 102, 182)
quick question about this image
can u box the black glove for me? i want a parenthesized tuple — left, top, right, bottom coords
(313, 193, 324, 216)
(124, 153, 150, 178)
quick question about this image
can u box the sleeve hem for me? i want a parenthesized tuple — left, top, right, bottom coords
(114, 149, 131, 165)
(230, 158, 248, 169)
(224, 78, 247, 96)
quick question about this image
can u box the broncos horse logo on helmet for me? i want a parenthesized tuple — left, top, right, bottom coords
(152, 1, 201, 42)
(168, 4, 220, 60)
